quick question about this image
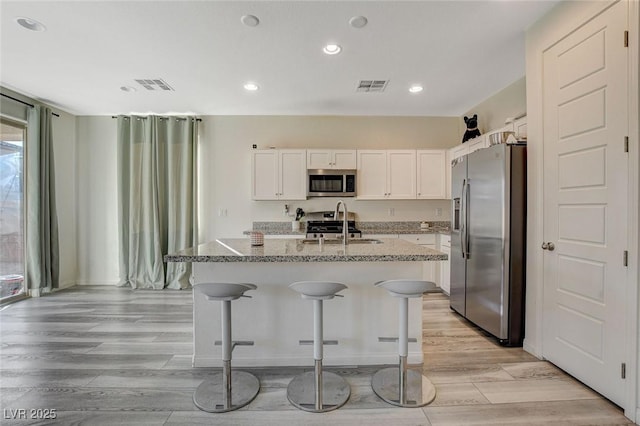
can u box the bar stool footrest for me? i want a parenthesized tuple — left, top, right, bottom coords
(378, 337, 417, 343)
(299, 340, 338, 346)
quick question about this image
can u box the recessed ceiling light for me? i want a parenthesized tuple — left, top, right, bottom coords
(241, 15, 260, 27)
(409, 84, 424, 93)
(349, 16, 368, 29)
(120, 86, 137, 92)
(15, 17, 46, 32)
(323, 44, 342, 55)
(244, 82, 259, 91)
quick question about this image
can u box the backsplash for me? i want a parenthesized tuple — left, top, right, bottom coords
(253, 221, 451, 235)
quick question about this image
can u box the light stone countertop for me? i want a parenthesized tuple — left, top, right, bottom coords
(165, 237, 447, 263)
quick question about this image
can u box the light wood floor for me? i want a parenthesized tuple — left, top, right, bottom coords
(0, 286, 631, 425)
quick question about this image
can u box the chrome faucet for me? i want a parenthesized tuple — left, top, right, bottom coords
(334, 200, 349, 245)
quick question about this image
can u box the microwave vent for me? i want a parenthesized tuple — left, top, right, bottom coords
(356, 80, 389, 93)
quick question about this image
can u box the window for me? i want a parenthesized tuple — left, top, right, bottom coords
(0, 118, 26, 303)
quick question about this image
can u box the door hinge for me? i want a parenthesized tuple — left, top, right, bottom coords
(623, 250, 628, 267)
(624, 30, 629, 47)
(624, 136, 629, 153)
(621, 363, 626, 379)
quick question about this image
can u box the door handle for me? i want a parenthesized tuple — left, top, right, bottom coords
(460, 179, 467, 259)
(541, 242, 555, 251)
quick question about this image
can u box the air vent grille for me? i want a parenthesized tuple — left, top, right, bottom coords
(356, 80, 389, 93)
(135, 79, 174, 91)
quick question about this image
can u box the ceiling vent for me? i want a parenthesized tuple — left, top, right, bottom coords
(356, 80, 389, 93)
(135, 79, 174, 91)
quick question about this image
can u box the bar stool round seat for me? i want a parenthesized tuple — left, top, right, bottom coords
(372, 280, 438, 408)
(287, 281, 350, 413)
(193, 283, 259, 413)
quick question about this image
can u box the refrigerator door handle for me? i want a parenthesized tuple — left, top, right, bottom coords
(465, 180, 471, 259)
(460, 179, 467, 259)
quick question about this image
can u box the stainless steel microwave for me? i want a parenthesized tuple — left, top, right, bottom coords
(307, 169, 356, 197)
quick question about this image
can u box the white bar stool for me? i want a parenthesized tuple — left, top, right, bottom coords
(193, 283, 260, 413)
(372, 279, 439, 407)
(287, 281, 351, 413)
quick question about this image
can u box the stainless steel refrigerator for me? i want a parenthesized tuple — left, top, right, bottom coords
(450, 142, 526, 346)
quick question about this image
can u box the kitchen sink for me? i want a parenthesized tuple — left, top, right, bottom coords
(300, 238, 383, 245)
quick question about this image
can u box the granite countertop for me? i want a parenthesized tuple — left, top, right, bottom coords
(165, 238, 447, 263)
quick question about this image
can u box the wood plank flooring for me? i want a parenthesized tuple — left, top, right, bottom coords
(0, 286, 631, 425)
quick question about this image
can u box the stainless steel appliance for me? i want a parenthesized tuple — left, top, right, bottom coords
(450, 142, 526, 346)
(305, 211, 361, 239)
(308, 170, 356, 197)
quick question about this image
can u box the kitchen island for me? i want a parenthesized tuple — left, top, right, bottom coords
(165, 238, 446, 368)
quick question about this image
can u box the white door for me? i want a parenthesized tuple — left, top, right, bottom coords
(542, 1, 627, 406)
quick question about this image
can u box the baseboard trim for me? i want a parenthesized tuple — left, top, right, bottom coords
(76, 280, 120, 286)
(522, 339, 542, 359)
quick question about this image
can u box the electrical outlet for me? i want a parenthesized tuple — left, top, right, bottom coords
(388, 207, 395, 217)
(218, 208, 228, 217)
(435, 208, 442, 217)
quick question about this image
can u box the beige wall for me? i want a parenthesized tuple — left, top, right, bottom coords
(461, 77, 526, 136)
(199, 115, 459, 241)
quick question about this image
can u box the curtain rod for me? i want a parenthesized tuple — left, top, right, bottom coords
(1, 93, 60, 117)
(112, 115, 201, 122)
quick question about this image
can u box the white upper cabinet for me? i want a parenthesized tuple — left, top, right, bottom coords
(357, 150, 416, 199)
(416, 150, 447, 199)
(252, 149, 307, 200)
(307, 149, 356, 169)
(467, 134, 488, 154)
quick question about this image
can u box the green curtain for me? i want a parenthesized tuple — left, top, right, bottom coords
(117, 116, 197, 290)
(26, 105, 59, 293)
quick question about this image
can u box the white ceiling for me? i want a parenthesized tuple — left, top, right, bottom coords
(0, 1, 558, 117)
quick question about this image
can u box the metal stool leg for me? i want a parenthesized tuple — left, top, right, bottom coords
(372, 297, 436, 407)
(287, 299, 350, 412)
(193, 300, 260, 413)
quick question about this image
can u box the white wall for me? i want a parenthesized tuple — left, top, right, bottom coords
(76, 117, 119, 285)
(462, 77, 527, 134)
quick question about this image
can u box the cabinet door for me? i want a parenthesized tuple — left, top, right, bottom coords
(332, 150, 357, 169)
(279, 150, 307, 200)
(307, 150, 332, 169)
(357, 150, 387, 199)
(417, 150, 447, 199)
(387, 150, 416, 199)
(252, 150, 279, 200)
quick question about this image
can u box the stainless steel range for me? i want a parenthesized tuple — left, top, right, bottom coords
(305, 211, 362, 240)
